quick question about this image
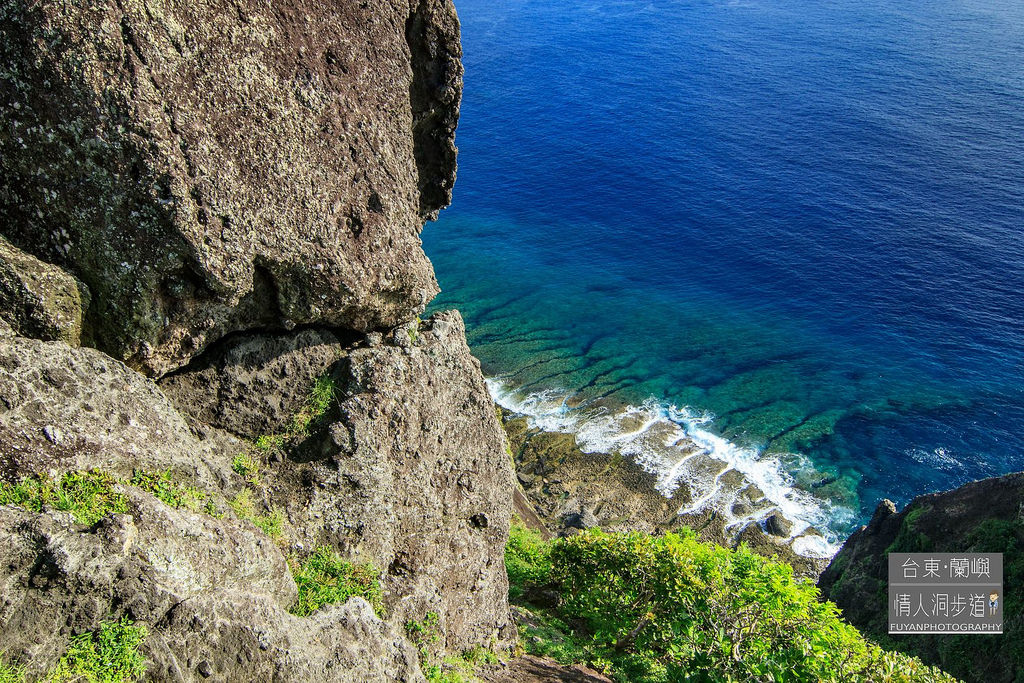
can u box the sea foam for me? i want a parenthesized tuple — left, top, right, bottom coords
(489, 378, 851, 558)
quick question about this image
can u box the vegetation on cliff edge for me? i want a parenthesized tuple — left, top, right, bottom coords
(506, 520, 958, 682)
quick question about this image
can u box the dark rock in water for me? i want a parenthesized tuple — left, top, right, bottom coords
(763, 512, 793, 537)
(0, 237, 88, 346)
(819, 473, 1024, 683)
(0, 0, 461, 375)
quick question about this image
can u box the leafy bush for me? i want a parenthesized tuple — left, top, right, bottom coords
(231, 454, 262, 485)
(505, 519, 552, 600)
(290, 375, 336, 435)
(290, 547, 384, 617)
(0, 471, 128, 525)
(507, 522, 958, 682)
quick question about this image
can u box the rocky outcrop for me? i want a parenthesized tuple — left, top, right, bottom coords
(0, 336, 239, 487)
(169, 312, 517, 652)
(819, 473, 1024, 682)
(503, 413, 828, 577)
(0, 0, 462, 375)
(159, 328, 356, 440)
(0, 311, 515, 679)
(0, 499, 425, 682)
(0, 0, 517, 679)
(0, 237, 88, 346)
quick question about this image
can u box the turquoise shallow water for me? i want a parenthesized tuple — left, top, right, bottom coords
(424, 0, 1024, 553)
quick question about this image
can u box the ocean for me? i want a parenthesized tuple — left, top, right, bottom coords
(422, 0, 1024, 555)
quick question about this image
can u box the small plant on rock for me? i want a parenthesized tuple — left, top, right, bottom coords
(129, 470, 206, 511)
(48, 617, 147, 683)
(231, 453, 262, 486)
(229, 489, 285, 542)
(289, 546, 384, 617)
(290, 375, 337, 435)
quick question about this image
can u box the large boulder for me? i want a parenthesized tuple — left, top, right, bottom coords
(159, 328, 354, 440)
(0, 336, 237, 488)
(237, 312, 517, 652)
(0, 0, 462, 375)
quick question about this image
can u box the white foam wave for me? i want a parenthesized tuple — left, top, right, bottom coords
(489, 378, 851, 559)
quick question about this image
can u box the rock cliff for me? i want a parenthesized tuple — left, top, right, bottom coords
(819, 473, 1024, 682)
(0, 0, 514, 680)
(0, 0, 462, 376)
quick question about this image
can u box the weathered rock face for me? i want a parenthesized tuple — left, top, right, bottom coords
(0, 312, 515, 678)
(246, 312, 516, 652)
(0, 0, 518, 678)
(819, 473, 1024, 682)
(159, 328, 356, 440)
(156, 312, 517, 653)
(0, 336, 238, 488)
(0, 237, 88, 346)
(0, 499, 426, 682)
(0, 0, 462, 375)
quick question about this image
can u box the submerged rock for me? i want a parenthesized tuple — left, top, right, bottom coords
(502, 412, 828, 577)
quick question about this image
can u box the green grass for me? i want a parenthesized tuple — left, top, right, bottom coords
(0, 471, 128, 525)
(0, 658, 24, 683)
(1, 618, 147, 683)
(505, 519, 552, 601)
(245, 375, 338, 462)
(228, 489, 285, 541)
(253, 434, 285, 453)
(128, 470, 207, 511)
(231, 453, 262, 485)
(506, 520, 958, 683)
(290, 375, 336, 435)
(48, 618, 147, 683)
(289, 546, 384, 617)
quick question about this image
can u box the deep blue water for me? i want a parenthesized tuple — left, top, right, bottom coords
(423, 0, 1024, 549)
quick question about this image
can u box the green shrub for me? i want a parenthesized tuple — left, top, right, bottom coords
(47, 617, 147, 683)
(0, 471, 128, 525)
(507, 523, 958, 682)
(505, 520, 552, 600)
(128, 470, 206, 511)
(290, 375, 336, 435)
(290, 547, 384, 617)
(253, 434, 285, 453)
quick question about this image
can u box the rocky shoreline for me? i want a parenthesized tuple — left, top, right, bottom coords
(499, 409, 831, 578)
